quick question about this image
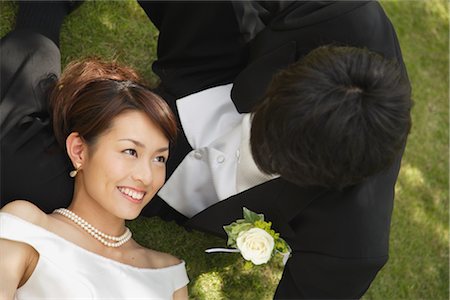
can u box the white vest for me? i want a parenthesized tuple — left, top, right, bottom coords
(158, 84, 278, 217)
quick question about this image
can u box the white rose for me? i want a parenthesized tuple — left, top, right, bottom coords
(236, 227, 274, 265)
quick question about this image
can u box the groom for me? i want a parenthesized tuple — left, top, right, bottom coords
(138, 1, 412, 298)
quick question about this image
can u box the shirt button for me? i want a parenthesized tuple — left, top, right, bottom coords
(216, 155, 225, 164)
(193, 150, 203, 159)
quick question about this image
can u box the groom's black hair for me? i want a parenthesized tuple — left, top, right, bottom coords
(251, 46, 412, 189)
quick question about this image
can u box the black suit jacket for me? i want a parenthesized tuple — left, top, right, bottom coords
(140, 1, 407, 298)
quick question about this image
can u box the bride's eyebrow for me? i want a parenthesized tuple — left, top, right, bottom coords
(118, 138, 145, 148)
(118, 139, 169, 153)
(155, 147, 169, 153)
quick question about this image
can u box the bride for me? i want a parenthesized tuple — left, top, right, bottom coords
(0, 54, 188, 299)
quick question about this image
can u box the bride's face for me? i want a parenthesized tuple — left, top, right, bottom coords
(78, 110, 169, 220)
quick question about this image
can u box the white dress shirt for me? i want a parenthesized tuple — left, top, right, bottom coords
(158, 84, 278, 218)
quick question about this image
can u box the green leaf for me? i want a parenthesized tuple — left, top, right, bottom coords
(223, 222, 253, 247)
(223, 224, 237, 247)
(274, 238, 291, 254)
(243, 207, 264, 223)
(243, 260, 254, 270)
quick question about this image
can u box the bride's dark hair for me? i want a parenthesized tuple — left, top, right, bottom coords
(50, 58, 177, 149)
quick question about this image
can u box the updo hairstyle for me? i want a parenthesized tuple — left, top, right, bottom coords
(49, 58, 177, 150)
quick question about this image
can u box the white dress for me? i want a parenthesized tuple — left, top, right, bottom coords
(0, 212, 189, 299)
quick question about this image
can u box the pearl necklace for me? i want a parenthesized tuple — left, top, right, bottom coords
(54, 208, 132, 248)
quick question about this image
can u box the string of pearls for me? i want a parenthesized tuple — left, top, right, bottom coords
(53, 208, 132, 248)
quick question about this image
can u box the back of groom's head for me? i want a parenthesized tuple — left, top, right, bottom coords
(251, 46, 412, 189)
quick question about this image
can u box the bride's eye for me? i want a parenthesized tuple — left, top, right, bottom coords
(123, 149, 138, 157)
(153, 156, 166, 163)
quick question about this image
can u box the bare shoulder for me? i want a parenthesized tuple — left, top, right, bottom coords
(0, 238, 39, 261)
(0, 238, 40, 296)
(1, 200, 48, 226)
(142, 247, 182, 269)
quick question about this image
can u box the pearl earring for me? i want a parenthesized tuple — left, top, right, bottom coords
(69, 165, 81, 178)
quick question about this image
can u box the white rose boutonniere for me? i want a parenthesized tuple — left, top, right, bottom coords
(236, 227, 274, 265)
(206, 207, 291, 266)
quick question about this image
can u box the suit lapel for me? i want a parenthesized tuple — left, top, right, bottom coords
(231, 41, 296, 112)
(185, 178, 326, 240)
(270, 1, 368, 30)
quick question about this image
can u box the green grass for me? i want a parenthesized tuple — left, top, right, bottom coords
(362, 1, 449, 299)
(1, 1, 448, 299)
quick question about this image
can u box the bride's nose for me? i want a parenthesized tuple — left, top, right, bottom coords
(132, 162, 153, 186)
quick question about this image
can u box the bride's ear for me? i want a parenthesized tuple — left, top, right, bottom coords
(66, 132, 87, 169)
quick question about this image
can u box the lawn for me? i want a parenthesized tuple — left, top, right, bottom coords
(1, 1, 448, 299)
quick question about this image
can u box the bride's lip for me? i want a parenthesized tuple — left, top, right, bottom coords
(117, 186, 146, 204)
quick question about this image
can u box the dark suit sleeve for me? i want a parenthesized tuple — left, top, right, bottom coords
(275, 252, 387, 299)
(0, 30, 73, 211)
(137, 1, 248, 99)
(232, 1, 407, 112)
